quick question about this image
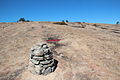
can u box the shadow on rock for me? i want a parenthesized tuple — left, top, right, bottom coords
(53, 59, 58, 72)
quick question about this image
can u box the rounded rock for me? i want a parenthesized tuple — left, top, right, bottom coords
(30, 59, 40, 65)
(42, 67, 52, 75)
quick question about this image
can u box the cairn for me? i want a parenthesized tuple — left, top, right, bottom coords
(28, 43, 57, 75)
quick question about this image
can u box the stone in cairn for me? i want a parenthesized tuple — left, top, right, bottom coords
(28, 43, 56, 75)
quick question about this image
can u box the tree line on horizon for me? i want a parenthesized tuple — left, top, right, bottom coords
(17, 18, 69, 23)
(16, 17, 119, 24)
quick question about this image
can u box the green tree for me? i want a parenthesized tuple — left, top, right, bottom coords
(62, 20, 65, 22)
(26, 20, 30, 22)
(18, 18, 26, 22)
(66, 20, 68, 22)
(116, 21, 119, 24)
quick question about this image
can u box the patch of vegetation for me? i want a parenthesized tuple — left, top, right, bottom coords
(92, 24, 100, 27)
(83, 22, 85, 23)
(76, 22, 81, 24)
(46, 34, 59, 43)
(66, 20, 69, 22)
(17, 18, 30, 22)
(116, 21, 119, 24)
(53, 21, 67, 25)
(62, 20, 65, 22)
(53, 20, 68, 25)
(44, 34, 65, 49)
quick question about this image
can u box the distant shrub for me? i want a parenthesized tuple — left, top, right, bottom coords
(18, 18, 26, 22)
(76, 22, 81, 24)
(53, 21, 67, 25)
(62, 20, 65, 22)
(92, 24, 98, 27)
(66, 20, 68, 22)
(45, 34, 59, 44)
(26, 20, 30, 22)
(17, 18, 30, 22)
(116, 21, 119, 24)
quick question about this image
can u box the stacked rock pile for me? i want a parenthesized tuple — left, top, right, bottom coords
(28, 43, 57, 75)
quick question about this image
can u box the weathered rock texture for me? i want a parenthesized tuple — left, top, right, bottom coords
(0, 22, 120, 80)
(28, 43, 57, 75)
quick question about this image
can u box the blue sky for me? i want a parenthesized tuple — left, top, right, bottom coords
(0, 0, 120, 24)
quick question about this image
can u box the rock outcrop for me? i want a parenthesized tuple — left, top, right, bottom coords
(1, 22, 120, 80)
(28, 43, 57, 75)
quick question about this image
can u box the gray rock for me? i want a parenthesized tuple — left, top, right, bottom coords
(42, 44, 48, 49)
(42, 67, 52, 75)
(33, 49, 40, 55)
(43, 60, 54, 68)
(34, 65, 42, 74)
(43, 48, 50, 54)
(33, 49, 44, 56)
(44, 54, 53, 60)
(30, 59, 39, 65)
(51, 66, 56, 71)
(40, 60, 52, 65)
(33, 56, 44, 61)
